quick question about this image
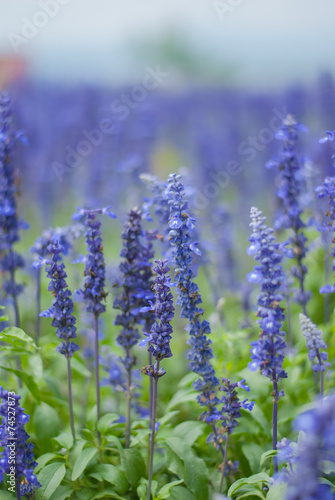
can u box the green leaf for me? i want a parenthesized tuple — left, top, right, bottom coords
(105, 434, 123, 451)
(72, 447, 98, 480)
(237, 491, 265, 500)
(156, 480, 184, 499)
(37, 463, 66, 500)
(120, 448, 146, 489)
(52, 432, 74, 450)
(0, 491, 16, 499)
(0, 366, 41, 400)
(34, 403, 61, 453)
(0, 326, 38, 348)
(130, 428, 151, 446)
(165, 437, 209, 500)
(91, 489, 125, 499)
(97, 413, 120, 434)
(166, 388, 197, 411)
(168, 486, 196, 500)
(228, 473, 271, 497)
(266, 482, 287, 500)
(35, 453, 62, 473)
(48, 485, 73, 500)
(158, 410, 180, 426)
(242, 443, 264, 474)
(260, 450, 277, 469)
(242, 404, 271, 436)
(173, 421, 206, 446)
(89, 464, 128, 495)
(70, 357, 92, 378)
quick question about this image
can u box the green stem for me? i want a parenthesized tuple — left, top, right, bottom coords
(219, 434, 230, 494)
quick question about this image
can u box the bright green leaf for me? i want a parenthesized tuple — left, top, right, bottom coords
(89, 464, 128, 495)
(173, 421, 206, 446)
(120, 448, 146, 489)
(97, 413, 120, 434)
(72, 447, 98, 480)
(52, 432, 74, 450)
(37, 463, 66, 500)
(156, 480, 184, 499)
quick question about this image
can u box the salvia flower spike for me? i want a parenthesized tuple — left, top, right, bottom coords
(0, 92, 27, 328)
(34, 241, 79, 441)
(140, 259, 175, 500)
(217, 379, 254, 493)
(299, 314, 330, 397)
(73, 207, 115, 446)
(113, 208, 155, 448)
(165, 174, 222, 446)
(247, 207, 287, 471)
(0, 387, 41, 497)
(267, 115, 310, 314)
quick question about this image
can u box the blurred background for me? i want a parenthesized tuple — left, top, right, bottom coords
(0, 0, 335, 235)
(0, 0, 334, 88)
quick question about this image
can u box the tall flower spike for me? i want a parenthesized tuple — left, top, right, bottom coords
(141, 259, 175, 375)
(316, 138, 335, 295)
(299, 314, 330, 397)
(285, 396, 335, 500)
(216, 379, 254, 494)
(34, 241, 79, 441)
(73, 207, 116, 445)
(0, 92, 27, 327)
(0, 387, 41, 497)
(247, 207, 287, 470)
(165, 174, 221, 442)
(113, 208, 155, 448)
(267, 115, 310, 314)
(140, 259, 175, 500)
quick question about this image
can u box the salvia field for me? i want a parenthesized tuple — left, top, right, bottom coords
(0, 78, 335, 500)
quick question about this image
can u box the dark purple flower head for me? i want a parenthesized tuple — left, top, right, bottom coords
(114, 208, 155, 371)
(34, 241, 79, 358)
(74, 208, 113, 316)
(140, 260, 174, 377)
(247, 207, 287, 392)
(299, 314, 330, 373)
(0, 387, 41, 496)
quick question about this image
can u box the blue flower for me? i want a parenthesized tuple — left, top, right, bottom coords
(247, 207, 287, 393)
(74, 209, 112, 316)
(165, 173, 219, 424)
(285, 396, 335, 499)
(34, 241, 79, 358)
(0, 93, 27, 303)
(114, 208, 155, 371)
(140, 260, 175, 377)
(299, 314, 330, 373)
(267, 115, 310, 311)
(0, 387, 41, 496)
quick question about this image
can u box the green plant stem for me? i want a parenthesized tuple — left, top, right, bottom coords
(67, 357, 76, 442)
(219, 434, 230, 494)
(35, 267, 41, 346)
(125, 362, 132, 449)
(147, 361, 159, 500)
(94, 314, 101, 447)
(272, 379, 278, 474)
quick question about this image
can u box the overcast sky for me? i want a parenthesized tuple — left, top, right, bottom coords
(0, 0, 334, 88)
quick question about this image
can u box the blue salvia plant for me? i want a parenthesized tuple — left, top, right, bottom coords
(217, 379, 254, 494)
(73, 206, 116, 444)
(247, 207, 287, 472)
(164, 174, 223, 449)
(31, 226, 75, 345)
(0, 387, 41, 499)
(267, 115, 310, 315)
(113, 208, 155, 447)
(0, 92, 27, 328)
(299, 314, 330, 398)
(284, 396, 335, 500)
(140, 259, 175, 500)
(33, 241, 79, 441)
